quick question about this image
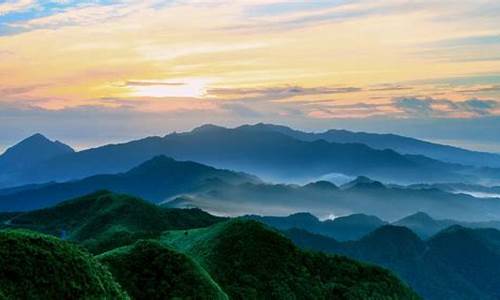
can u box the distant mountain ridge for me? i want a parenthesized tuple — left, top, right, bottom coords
(245, 212, 386, 241)
(166, 175, 500, 222)
(0, 155, 257, 211)
(248, 123, 500, 167)
(2, 149, 500, 221)
(2, 124, 500, 188)
(246, 210, 500, 241)
(394, 211, 500, 238)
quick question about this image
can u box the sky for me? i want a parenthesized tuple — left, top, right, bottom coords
(1, 0, 500, 152)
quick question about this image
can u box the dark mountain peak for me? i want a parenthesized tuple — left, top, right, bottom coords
(25, 132, 48, 141)
(241, 123, 292, 132)
(0, 133, 74, 171)
(287, 212, 319, 222)
(362, 225, 422, 244)
(304, 180, 339, 190)
(329, 213, 386, 226)
(434, 224, 469, 236)
(341, 176, 385, 190)
(190, 124, 226, 133)
(126, 155, 177, 172)
(359, 225, 426, 256)
(399, 211, 435, 223)
(9, 133, 73, 152)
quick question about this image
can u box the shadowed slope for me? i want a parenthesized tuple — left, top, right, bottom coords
(98, 240, 228, 300)
(0, 229, 128, 299)
(162, 219, 420, 299)
(4, 191, 223, 253)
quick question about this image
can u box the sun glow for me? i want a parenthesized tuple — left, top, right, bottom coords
(129, 78, 212, 98)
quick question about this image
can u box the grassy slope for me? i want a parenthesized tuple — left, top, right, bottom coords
(98, 240, 228, 300)
(162, 219, 420, 300)
(0, 229, 128, 299)
(5, 191, 223, 254)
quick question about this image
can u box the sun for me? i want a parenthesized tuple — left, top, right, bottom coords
(130, 78, 211, 98)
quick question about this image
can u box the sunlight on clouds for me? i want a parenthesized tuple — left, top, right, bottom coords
(0, 0, 499, 118)
(129, 78, 212, 98)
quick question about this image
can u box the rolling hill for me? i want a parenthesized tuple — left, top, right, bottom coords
(0, 229, 128, 299)
(3, 191, 224, 253)
(97, 240, 228, 299)
(1, 193, 421, 299)
(161, 219, 420, 299)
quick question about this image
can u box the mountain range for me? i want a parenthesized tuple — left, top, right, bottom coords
(1, 124, 500, 188)
(166, 173, 500, 222)
(285, 225, 500, 300)
(250, 123, 500, 168)
(0, 155, 256, 212)
(245, 212, 387, 241)
(247, 210, 500, 240)
(2, 155, 500, 222)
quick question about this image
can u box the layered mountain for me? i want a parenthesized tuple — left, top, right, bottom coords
(394, 211, 500, 238)
(285, 225, 500, 300)
(2, 124, 498, 188)
(2, 191, 224, 253)
(0, 155, 257, 211)
(245, 212, 386, 241)
(161, 219, 420, 299)
(2, 151, 500, 221)
(248, 123, 500, 167)
(166, 176, 500, 222)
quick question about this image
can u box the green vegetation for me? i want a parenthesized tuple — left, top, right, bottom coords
(162, 219, 420, 299)
(286, 225, 500, 300)
(0, 229, 128, 299)
(6, 190, 223, 253)
(98, 240, 228, 300)
(0, 192, 421, 299)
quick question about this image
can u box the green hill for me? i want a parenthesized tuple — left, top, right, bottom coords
(0, 229, 128, 299)
(98, 240, 228, 300)
(162, 219, 420, 299)
(5, 191, 223, 253)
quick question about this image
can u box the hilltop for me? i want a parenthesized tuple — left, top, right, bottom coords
(161, 219, 420, 299)
(4, 191, 223, 253)
(0, 229, 127, 299)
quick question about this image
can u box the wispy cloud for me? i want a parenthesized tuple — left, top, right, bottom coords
(0, 0, 35, 16)
(394, 97, 500, 118)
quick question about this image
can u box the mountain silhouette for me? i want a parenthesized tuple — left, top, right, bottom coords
(0, 155, 257, 211)
(1, 124, 494, 188)
(0, 133, 73, 174)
